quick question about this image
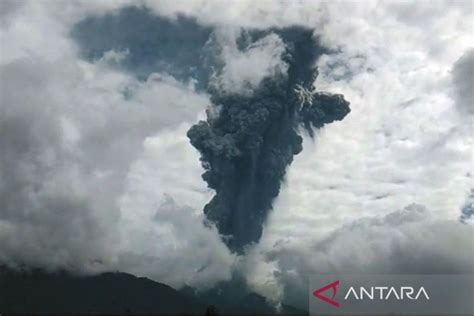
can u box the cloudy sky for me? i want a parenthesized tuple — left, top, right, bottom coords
(0, 0, 472, 309)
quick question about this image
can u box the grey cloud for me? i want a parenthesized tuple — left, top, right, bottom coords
(452, 48, 474, 115)
(0, 0, 24, 26)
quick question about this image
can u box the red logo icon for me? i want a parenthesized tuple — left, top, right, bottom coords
(313, 280, 340, 308)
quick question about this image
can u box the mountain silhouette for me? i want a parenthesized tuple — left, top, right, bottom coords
(0, 266, 307, 315)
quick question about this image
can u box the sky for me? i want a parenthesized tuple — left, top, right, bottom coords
(0, 0, 472, 309)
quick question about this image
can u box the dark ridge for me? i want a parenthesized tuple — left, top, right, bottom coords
(0, 266, 307, 315)
(0, 265, 205, 314)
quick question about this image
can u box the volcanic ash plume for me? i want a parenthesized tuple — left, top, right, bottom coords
(188, 27, 351, 253)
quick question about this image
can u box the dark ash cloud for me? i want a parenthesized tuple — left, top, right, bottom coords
(188, 27, 350, 253)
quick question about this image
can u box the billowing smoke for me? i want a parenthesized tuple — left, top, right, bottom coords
(188, 27, 350, 253)
(70, 6, 351, 254)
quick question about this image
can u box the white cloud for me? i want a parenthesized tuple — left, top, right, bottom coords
(0, 0, 234, 288)
(117, 126, 235, 288)
(210, 30, 288, 93)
